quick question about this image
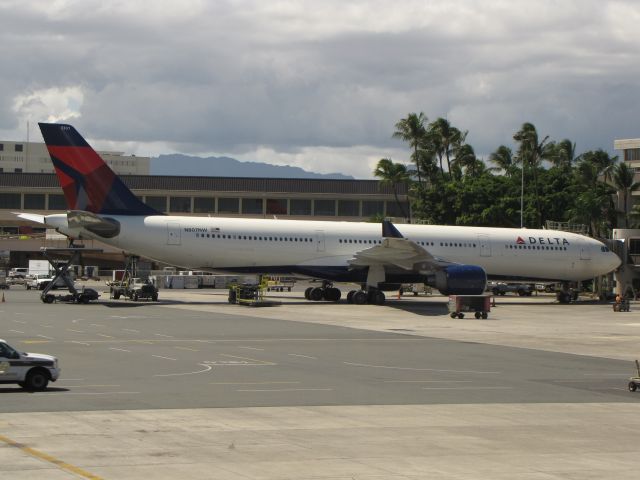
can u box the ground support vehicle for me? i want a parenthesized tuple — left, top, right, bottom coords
(628, 360, 640, 392)
(109, 278, 159, 301)
(39, 246, 102, 304)
(448, 294, 491, 319)
(613, 298, 630, 312)
(228, 283, 280, 306)
(0, 339, 60, 390)
(265, 276, 296, 292)
(490, 282, 533, 296)
(0, 273, 8, 290)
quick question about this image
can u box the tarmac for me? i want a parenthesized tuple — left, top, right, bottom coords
(1, 285, 639, 479)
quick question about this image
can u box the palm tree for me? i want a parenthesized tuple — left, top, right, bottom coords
(612, 162, 640, 228)
(489, 145, 515, 175)
(552, 139, 577, 169)
(451, 144, 478, 177)
(374, 158, 411, 221)
(393, 113, 428, 185)
(513, 123, 555, 226)
(429, 117, 465, 179)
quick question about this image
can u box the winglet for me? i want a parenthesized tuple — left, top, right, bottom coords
(382, 220, 404, 238)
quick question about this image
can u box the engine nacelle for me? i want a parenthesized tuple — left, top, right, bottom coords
(434, 265, 487, 296)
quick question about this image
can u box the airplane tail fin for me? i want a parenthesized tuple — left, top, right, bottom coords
(38, 123, 160, 216)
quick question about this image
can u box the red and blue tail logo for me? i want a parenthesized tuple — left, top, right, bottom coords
(38, 123, 160, 216)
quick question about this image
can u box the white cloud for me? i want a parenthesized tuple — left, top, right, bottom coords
(12, 86, 84, 124)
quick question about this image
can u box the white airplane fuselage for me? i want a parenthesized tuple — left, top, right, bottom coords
(44, 214, 620, 284)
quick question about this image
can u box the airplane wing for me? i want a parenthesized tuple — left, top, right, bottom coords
(14, 212, 46, 224)
(348, 221, 453, 273)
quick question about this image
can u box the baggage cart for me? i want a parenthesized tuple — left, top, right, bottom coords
(448, 294, 491, 319)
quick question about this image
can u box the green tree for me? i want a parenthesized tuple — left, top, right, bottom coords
(374, 158, 411, 221)
(429, 117, 465, 179)
(393, 113, 428, 185)
(489, 145, 515, 175)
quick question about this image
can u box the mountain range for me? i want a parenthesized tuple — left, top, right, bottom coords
(151, 154, 353, 179)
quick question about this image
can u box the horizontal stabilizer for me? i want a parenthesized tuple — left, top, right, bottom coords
(14, 212, 46, 224)
(67, 210, 120, 238)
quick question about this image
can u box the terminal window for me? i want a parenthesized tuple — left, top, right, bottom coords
(170, 196, 191, 213)
(47, 194, 67, 210)
(266, 198, 287, 215)
(242, 198, 263, 215)
(0, 193, 20, 209)
(290, 199, 312, 215)
(629, 238, 640, 255)
(314, 199, 336, 216)
(218, 197, 239, 214)
(624, 149, 640, 162)
(193, 197, 215, 213)
(338, 200, 359, 217)
(24, 193, 45, 210)
(145, 196, 167, 212)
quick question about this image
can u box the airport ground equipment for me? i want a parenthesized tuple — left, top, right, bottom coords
(107, 255, 159, 301)
(0, 273, 8, 290)
(448, 294, 491, 319)
(628, 360, 640, 392)
(265, 275, 296, 292)
(613, 297, 630, 312)
(39, 246, 102, 304)
(228, 280, 280, 307)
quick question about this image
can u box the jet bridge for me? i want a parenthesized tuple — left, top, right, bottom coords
(39, 245, 102, 304)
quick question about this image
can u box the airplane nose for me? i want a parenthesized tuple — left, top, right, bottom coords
(610, 253, 622, 271)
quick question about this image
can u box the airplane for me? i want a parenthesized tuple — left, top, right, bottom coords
(16, 123, 621, 305)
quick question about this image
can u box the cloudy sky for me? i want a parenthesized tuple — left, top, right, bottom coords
(1, 0, 639, 178)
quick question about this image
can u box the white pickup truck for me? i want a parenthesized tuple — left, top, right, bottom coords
(0, 339, 60, 390)
(26, 274, 70, 290)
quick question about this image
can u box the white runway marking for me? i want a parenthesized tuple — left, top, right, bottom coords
(422, 386, 512, 390)
(238, 346, 264, 351)
(237, 388, 333, 392)
(384, 380, 474, 383)
(288, 353, 318, 359)
(36, 391, 141, 396)
(96, 334, 114, 338)
(154, 363, 213, 377)
(152, 355, 177, 361)
(12, 320, 27, 324)
(343, 362, 500, 374)
(211, 381, 300, 385)
(174, 346, 198, 351)
(69, 341, 91, 346)
(110, 347, 131, 352)
(40, 324, 53, 328)
(36, 334, 53, 340)
(90, 324, 105, 327)
(154, 333, 174, 338)
(9, 330, 24, 334)
(123, 329, 140, 333)
(66, 329, 85, 333)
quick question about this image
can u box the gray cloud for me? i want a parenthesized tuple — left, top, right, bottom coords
(1, 0, 639, 176)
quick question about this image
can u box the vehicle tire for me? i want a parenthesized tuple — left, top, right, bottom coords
(353, 290, 367, 305)
(24, 369, 49, 391)
(324, 287, 341, 302)
(310, 287, 324, 301)
(113, 292, 120, 300)
(133, 293, 139, 302)
(369, 290, 385, 305)
(481, 312, 488, 319)
(458, 313, 465, 319)
(304, 287, 313, 300)
(629, 382, 637, 392)
(152, 293, 158, 301)
(492, 288, 499, 296)
(517, 290, 525, 296)
(450, 312, 457, 318)
(26, 285, 31, 290)
(43, 294, 55, 304)
(346, 290, 356, 304)
(80, 295, 90, 304)
(475, 312, 481, 319)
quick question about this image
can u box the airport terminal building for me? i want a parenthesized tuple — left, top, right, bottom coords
(0, 140, 408, 267)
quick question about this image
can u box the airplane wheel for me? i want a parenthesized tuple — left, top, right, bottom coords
(43, 294, 55, 304)
(369, 290, 385, 305)
(352, 290, 367, 305)
(304, 287, 313, 300)
(629, 382, 637, 392)
(310, 287, 324, 301)
(324, 287, 341, 302)
(347, 290, 356, 304)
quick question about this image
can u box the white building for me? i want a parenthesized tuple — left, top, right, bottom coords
(0, 140, 149, 175)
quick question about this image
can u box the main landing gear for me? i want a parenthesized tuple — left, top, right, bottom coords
(346, 288, 385, 305)
(304, 281, 342, 302)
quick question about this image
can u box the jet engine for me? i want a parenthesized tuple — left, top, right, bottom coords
(434, 265, 487, 296)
